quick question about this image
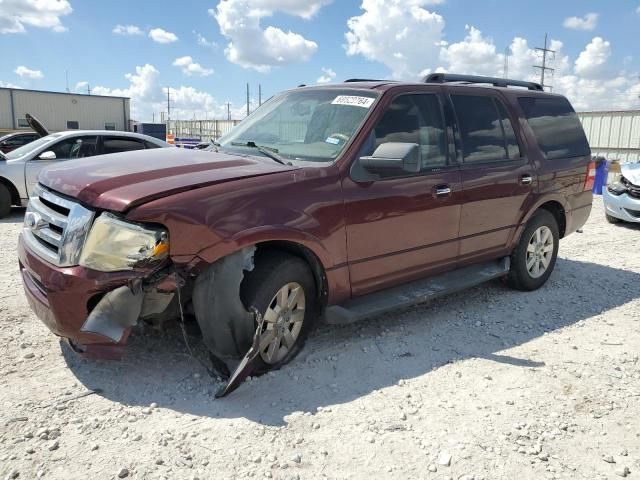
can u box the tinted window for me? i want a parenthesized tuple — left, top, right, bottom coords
(5, 134, 37, 146)
(496, 101, 521, 159)
(103, 137, 145, 154)
(518, 96, 590, 159)
(452, 95, 510, 163)
(371, 93, 447, 170)
(144, 141, 161, 149)
(67, 121, 79, 129)
(47, 136, 98, 160)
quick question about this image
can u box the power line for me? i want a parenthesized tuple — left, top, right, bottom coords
(533, 33, 555, 91)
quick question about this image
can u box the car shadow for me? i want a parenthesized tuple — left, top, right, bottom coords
(62, 258, 640, 426)
(0, 208, 25, 224)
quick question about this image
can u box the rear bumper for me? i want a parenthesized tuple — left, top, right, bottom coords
(603, 188, 640, 223)
(18, 234, 145, 358)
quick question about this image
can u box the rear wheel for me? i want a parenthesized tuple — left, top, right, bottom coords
(0, 184, 12, 219)
(240, 252, 318, 371)
(605, 213, 621, 224)
(506, 210, 559, 291)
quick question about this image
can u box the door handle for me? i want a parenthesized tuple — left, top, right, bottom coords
(434, 185, 452, 198)
(520, 174, 533, 185)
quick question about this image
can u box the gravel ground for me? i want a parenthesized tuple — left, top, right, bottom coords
(1, 197, 639, 480)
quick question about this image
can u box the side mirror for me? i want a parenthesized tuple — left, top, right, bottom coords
(359, 143, 420, 175)
(38, 151, 56, 160)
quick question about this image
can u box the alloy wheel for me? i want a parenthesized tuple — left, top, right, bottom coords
(526, 226, 554, 279)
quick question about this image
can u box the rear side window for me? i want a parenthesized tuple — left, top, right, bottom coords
(144, 141, 161, 149)
(452, 95, 521, 163)
(103, 137, 145, 154)
(518, 96, 590, 159)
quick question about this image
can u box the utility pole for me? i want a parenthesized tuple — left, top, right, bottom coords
(86, 84, 91, 95)
(246, 83, 250, 117)
(226, 102, 231, 121)
(65, 70, 70, 93)
(503, 47, 509, 78)
(259, 84, 262, 106)
(534, 33, 555, 91)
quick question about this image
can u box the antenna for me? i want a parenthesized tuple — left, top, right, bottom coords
(503, 46, 509, 78)
(533, 33, 555, 91)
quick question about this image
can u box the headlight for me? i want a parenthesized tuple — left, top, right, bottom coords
(607, 175, 628, 196)
(79, 213, 169, 272)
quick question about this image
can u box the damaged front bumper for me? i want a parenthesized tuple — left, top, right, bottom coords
(18, 234, 176, 359)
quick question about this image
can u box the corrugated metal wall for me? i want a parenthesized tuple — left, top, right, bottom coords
(578, 110, 640, 163)
(0, 88, 130, 133)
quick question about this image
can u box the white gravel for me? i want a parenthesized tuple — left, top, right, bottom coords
(1, 197, 639, 480)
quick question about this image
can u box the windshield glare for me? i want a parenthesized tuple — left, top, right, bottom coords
(217, 89, 379, 162)
(5, 134, 61, 160)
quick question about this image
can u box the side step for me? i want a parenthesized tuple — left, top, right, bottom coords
(324, 256, 510, 325)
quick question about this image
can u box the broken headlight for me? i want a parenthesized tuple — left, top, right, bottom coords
(607, 175, 628, 196)
(79, 213, 169, 272)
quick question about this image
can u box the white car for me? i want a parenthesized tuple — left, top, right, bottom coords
(0, 115, 171, 218)
(603, 162, 640, 224)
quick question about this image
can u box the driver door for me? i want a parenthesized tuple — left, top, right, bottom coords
(25, 135, 98, 196)
(342, 90, 463, 296)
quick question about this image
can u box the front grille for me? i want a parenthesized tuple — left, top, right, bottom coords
(622, 177, 640, 199)
(22, 185, 95, 267)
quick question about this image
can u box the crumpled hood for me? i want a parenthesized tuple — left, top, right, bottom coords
(621, 163, 640, 186)
(39, 148, 299, 212)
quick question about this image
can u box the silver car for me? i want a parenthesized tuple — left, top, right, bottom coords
(0, 125, 170, 218)
(603, 162, 640, 224)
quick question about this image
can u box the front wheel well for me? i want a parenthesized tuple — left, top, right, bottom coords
(253, 241, 328, 307)
(0, 177, 20, 206)
(537, 201, 566, 238)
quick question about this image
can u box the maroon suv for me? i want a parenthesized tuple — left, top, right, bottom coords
(18, 74, 594, 380)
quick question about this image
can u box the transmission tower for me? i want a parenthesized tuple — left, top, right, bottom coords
(533, 34, 555, 91)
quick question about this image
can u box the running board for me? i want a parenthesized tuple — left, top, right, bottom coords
(324, 256, 510, 325)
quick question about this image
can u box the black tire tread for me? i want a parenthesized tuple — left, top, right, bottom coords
(0, 184, 11, 219)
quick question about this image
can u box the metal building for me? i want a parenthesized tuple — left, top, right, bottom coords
(578, 110, 640, 163)
(0, 87, 130, 135)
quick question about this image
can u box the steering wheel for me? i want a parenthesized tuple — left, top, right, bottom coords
(327, 133, 350, 143)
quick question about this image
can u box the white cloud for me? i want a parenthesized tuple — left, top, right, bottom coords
(0, 80, 22, 88)
(563, 13, 599, 31)
(113, 24, 143, 36)
(194, 31, 216, 48)
(75, 81, 88, 92)
(173, 56, 214, 77)
(91, 64, 240, 121)
(439, 26, 503, 77)
(317, 67, 336, 83)
(14, 65, 43, 79)
(637, 5, 640, 14)
(345, 0, 445, 79)
(211, 0, 329, 72)
(0, 0, 72, 34)
(149, 27, 178, 44)
(574, 37, 610, 78)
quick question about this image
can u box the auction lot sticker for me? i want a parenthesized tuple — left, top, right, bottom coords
(331, 96, 375, 108)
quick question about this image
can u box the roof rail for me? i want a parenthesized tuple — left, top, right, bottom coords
(344, 78, 391, 83)
(423, 73, 544, 91)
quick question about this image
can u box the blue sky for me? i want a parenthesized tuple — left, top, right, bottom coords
(1, 0, 639, 120)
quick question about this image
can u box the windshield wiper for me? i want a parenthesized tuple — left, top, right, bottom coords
(230, 141, 289, 165)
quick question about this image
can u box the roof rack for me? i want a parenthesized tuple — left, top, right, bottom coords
(344, 78, 391, 83)
(423, 73, 544, 91)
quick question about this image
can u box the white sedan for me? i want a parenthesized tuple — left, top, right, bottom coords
(603, 162, 640, 224)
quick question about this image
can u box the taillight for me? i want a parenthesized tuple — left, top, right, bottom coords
(584, 160, 596, 191)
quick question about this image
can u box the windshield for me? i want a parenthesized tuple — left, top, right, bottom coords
(217, 88, 379, 162)
(5, 133, 62, 160)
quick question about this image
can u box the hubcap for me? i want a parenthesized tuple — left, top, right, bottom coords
(526, 226, 554, 279)
(258, 282, 305, 364)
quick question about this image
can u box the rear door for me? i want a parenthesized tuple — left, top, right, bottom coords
(343, 89, 463, 296)
(447, 89, 536, 264)
(24, 135, 98, 196)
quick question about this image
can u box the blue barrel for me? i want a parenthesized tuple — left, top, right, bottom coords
(593, 158, 609, 195)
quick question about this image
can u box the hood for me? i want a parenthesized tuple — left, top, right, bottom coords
(39, 148, 299, 212)
(25, 113, 49, 137)
(621, 163, 640, 186)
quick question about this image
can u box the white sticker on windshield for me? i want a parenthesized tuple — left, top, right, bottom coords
(331, 95, 375, 108)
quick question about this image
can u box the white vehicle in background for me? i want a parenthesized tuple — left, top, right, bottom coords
(0, 115, 171, 218)
(603, 162, 640, 224)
